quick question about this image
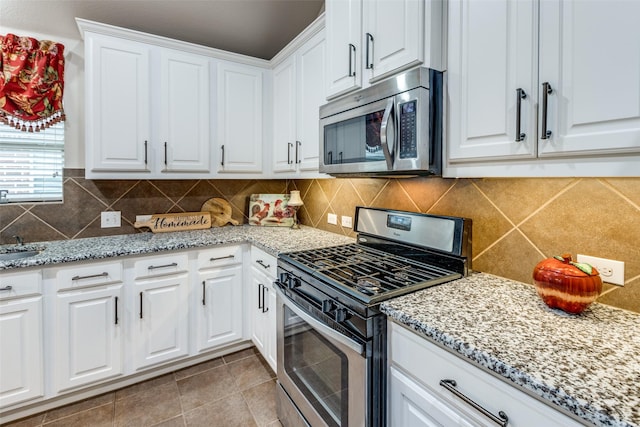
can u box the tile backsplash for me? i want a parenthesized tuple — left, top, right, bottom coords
(1, 170, 638, 313)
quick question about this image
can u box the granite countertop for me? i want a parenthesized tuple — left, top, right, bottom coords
(0, 225, 355, 270)
(381, 273, 640, 427)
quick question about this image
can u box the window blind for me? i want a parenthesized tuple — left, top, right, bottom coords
(0, 122, 64, 203)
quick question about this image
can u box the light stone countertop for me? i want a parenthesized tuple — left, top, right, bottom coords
(0, 225, 355, 270)
(381, 273, 640, 427)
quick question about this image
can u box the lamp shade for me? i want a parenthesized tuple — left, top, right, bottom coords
(288, 190, 303, 206)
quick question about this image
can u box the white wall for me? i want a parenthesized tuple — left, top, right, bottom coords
(1, 25, 86, 168)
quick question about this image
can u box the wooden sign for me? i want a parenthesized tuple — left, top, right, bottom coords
(134, 212, 211, 233)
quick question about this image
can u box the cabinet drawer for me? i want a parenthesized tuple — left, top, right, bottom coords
(389, 321, 584, 427)
(0, 270, 42, 300)
(54, 261, 122, 291)
(132, 253, 189, 279)
(197, 245, 242, 269)
(250, 246, 277, 278)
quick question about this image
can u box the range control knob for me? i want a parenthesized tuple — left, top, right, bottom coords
(335, 307, 349, 323)
(322, 300, 335, 313)
(286, 276, 301, 290)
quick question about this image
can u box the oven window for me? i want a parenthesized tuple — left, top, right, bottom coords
(323, 109, 386, 165)
(283, 305, 348, 427)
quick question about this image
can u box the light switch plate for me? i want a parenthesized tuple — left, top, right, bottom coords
(577, 254, 624, 286)
(327, 213, 338, 225)
(101, 211, 121, 228)
(341, 216, 353, 228)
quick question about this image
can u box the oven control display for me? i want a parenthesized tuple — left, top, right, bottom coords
(387, 214, 411, 231)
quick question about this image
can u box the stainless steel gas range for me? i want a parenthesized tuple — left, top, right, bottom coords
(274, 207, 472, 427)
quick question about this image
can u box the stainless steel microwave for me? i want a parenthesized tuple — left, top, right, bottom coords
(319, 67, 444, 177)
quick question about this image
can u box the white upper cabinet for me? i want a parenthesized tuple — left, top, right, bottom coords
(159, 50, 211, 173)
(272, 29, 327, 177)
(216, 61, 265, 174)
(446, 0, 640, 176)
(85, 35, 151, 173)
(325, 0, 363, 98)
(325, 0, 445, 99)
(447, 0, 537, 161)
(538, 0, 640, 157)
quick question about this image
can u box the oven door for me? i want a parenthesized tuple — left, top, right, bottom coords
(276, 287, 367, 427)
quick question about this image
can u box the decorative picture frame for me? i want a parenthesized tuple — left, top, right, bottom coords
(248, 194, 296, 227)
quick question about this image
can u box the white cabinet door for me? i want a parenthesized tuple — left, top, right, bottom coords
(132, 274, 189, 370)
(159, 50, 211, 173)
(0, 297, 43, 408)
(447, 0, 537, 162)
(195, 265, 243, 352)
(216, 62, 264, 173)
(363, 0, 423, 82)
(272, 57, 297, 174)
(85, 34, 151, 173)
(296, 30, 326, 172)
(325, 0, 363, 99)
(249, 268, 269, 358)
(266, 281, 277, 371)
(54, 285, 123, 392)
(538, 0, 640, 157)
(390, 367, 475, 427)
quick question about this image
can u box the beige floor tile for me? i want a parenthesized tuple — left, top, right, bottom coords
(177, 364, 239, 412)
(1, 413, 45, 427)
(227, 355, 275, 391)
(183, 393, 257, 427)
(43, 392, 114, 423)
(265, 421, 283, 427)
(150, 415, 186, 427)
(222, 346, 260, 364)
(41, 404, 113, 427)
(115, 373, 175, 401)
(114, 382, 182, 427)
(242, 379, 278, 426)
(173, 357, 224, 381)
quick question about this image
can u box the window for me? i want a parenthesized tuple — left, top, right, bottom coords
(0, 121, 64, 203)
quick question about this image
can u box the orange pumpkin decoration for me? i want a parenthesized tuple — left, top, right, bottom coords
(532, 254, 602, 314)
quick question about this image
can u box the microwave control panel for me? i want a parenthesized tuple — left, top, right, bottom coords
(398, 100, 418, 158)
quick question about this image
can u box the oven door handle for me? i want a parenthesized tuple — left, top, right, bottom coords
(276, 287, 364, 355)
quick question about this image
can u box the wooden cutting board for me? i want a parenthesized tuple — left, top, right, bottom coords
(134, 212, 211, 233)
(201, 198, 239, 227)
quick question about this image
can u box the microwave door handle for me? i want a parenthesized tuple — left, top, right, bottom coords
(380, 98, 395, 169)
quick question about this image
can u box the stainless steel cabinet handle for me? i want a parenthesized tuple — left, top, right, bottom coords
(440, 379, 509, 427)
(348, 43, 356, 77)
(365, 33, 374, 69)
(164, 142, 168, 166)
(541, 82, 553, 140)
(0, 285, 13, 291)
(262, 285, 269, 313)
(516, 88, 527, 142)
(147, 262, 178, 271)
(139, 291, 143, 319)
(72, 272, 108, 281)
(258, 283, 264, 310)
(295, 141, 301, 164)
(144, 140, 148, 165)
(202, 281, 206, 306)
(287, 142, 293, 164)
(210, 255, 235, 262)
(256, 259, 270, 270)
(220, 145, 225, 166)
(114, 296, 119, 325)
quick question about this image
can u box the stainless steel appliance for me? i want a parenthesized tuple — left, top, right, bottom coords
(275, 207, 472, 427)
(319, 68, 444, 177)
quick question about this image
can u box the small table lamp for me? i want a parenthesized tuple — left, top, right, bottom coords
(288, 190, 303, 229)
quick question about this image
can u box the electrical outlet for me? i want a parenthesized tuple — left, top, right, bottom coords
(341, 216, 353, 228)
(101, 211, 121, 228)
(327, 213, 338, 225)
(576, 254, 625, 286)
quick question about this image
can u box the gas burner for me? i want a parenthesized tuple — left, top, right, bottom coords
(356, 277, 382, 295)
(314, 257, 336, 268)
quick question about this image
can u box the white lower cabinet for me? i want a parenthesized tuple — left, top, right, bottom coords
(248, 247, 277, 372)
(389, 321, 584, 427)
(129, 254, 190, 371)
(49, 261, 124, 393)
(194, 246, 244, 352)
(0, 270, 43, 408)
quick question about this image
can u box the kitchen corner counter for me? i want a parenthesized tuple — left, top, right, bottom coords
(381, 273, 640, 427)
(0, 225, 355, 270)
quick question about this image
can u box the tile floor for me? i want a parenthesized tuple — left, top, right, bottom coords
(2, 347, 281, 427)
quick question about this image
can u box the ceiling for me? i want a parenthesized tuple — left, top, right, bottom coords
(0, 0, 325, 60)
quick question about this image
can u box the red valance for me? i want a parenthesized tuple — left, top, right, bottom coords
(0, 33, 65, 132)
